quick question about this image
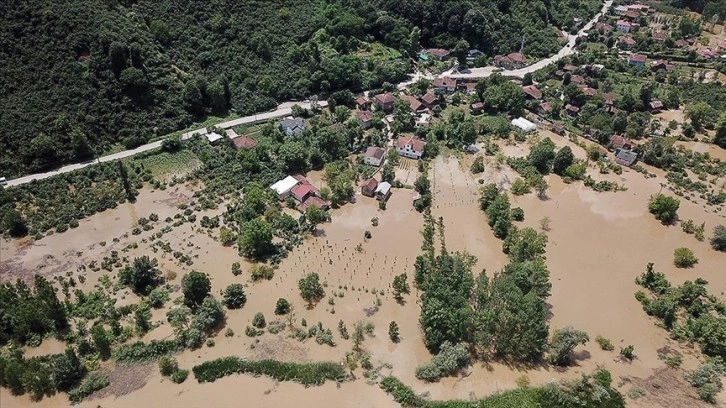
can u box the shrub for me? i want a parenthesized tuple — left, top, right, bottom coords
(620, 345, 635, 361)
(364, 230, 372, 239)
(225, 328, 234, 337)
(389, 321, 400, 343)
(548, 327, 589, 366)
(148, 287, 170, 308)
(252, 312, 266, 328)
(414, 341, 468, 382)
(275, 298, 291, 315)
(510, 178, 530, 195)
(181, 271, 211, 308)
(67, 372, 109, 403)
(673, 247, 698, 268)
(119, 256, 163, 296)
(511, 207, 525, 221)
(171, 369, 189, 384)
(648, 194, 679, 224)
(687, 362, 723, 403)
(596, 336, 615, 351)
(113, 340, 182, 363)
(192, 357, 346, 386)
(222, 283, 247, 309)
(231, 262, 242, 276)
(159, 356, 179, 376)
(711, 225, 726, 252)
(250, 264, 274, 281)
(470, 156, 485, 174)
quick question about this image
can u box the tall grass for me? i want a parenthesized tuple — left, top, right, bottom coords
(68, 372, 109, 404)
(113, 340, 182, 364)
(192, 357, 346, 386)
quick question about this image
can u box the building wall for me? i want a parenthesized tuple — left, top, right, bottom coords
(396, 146, 422, 159)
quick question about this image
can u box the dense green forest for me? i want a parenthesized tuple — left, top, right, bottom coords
(0, 0, 600, 177)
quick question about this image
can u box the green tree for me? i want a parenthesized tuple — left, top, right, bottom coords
(392, 273, 410, 302)
(221, 283, 247, 309)
(305, 205, 329, 233)
(275, 298, 291, 315)
(685, 102, 714, 130)
(181, 271, 211, 308)
(715, 112, 726, 149)
(648, 194, 680, 224)
(389, 321, 400, 343)
(134, 302, 152, 334)
(2, 209, 28, 237)
(252, 312, 266, 328)
(381, 162, 395, 183)
(91, 324, 111, 360)
(712, 225, 726, 252)
(528, 138, 556, 174)
(548, 327, 589, 366)
(552, 146, 574, 175)
(298, 272, 325, 306)
(237, 218, 274, 259)
(119, 256, 163, 296)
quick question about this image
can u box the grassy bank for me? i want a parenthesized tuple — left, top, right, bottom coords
(192, 357, 346, 386)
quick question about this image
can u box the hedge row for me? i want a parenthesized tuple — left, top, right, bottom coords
(192, 357, 346, 386)
(113, 340, 182, 364)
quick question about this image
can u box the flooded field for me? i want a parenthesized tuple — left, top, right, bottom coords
(2, 129, 726, 407)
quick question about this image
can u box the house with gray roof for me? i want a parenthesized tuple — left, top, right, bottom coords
(280, 116, 306, 137)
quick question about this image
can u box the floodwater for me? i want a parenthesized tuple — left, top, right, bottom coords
(2, 132, 726, 407)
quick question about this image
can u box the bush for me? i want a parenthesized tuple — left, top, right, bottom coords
(275, 298, 291, 315)
(711, 225, 726, 252)
(596, 336, 615, 351)
(231, 262, 242, 276)
(67, 372, 109, 403)
(148, 287, 170, 308)
(470, 156, 485, 174)
(548, 327, 589, 366)
(252, 312, 266, 328)
(510, 178, 530, 195)
(159, 356, 179, 376)
(222, 283, 247, 309)
(620, 345, 635, 361)
(192, 357, 346, 386)
(648, 194, 680, 224)
(673, 247, 698, 268)
(511, 207, 524, 221)
(181, 271, 211, 308)
(389, 321, 400, 343)
(414, 341, 469, 382)
(171, 369, 189, 384)
(250, 264, 274, 281)
(113, 340, 181, 363)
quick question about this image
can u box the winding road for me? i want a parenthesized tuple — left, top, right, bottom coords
(5, 0, 610, 188)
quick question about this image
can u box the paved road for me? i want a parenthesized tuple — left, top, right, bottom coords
(5, 101, 326, 187)
(6, 1, 609, 187)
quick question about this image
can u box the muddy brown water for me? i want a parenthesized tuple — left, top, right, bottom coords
(2, 135, 726, 407)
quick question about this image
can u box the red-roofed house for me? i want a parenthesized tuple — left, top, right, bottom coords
(433, 77, 457, 93)
(651, 31, 667, 42)
(565, 104, 580, 116)
(675, 39, 690, 48)
(361, 178, 379, 197)
(232, 136, 258, 150)
(552, 123, 566, 135)
(624, 10, 640, 20)
(538, 102, 552, 115)
(649, 100, 664, 113)
(603, 93, 616, 106)
(596, 23, 613, 33)
(401, 95, 425, 113)
(470, 102, 484, 115)
(616, 20, 632, 33)
(522, 85, 542, 100)
(356, 96, 369, 110)
(571, 75, 585, 84)
(577, 85, 597, 97)
(610, 135, 635, 150)
(628, 53, 647, 66)
(291, 183, 318, 203)
(719, 39, 726, 51)
(363, 146, 385, 167)
(421, 92, 438, 109)
(374, 92, 395, 112)
(494, 53, 526, 69)
(426, 48, 450, 61)
(356, 110, 374, 129)
(563, 64, 578, 72)
(619, 36, 636, 47)
(395, 136, 426, 159)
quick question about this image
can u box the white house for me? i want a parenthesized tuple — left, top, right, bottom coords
(205, 132, 224, 144)
(280, 116, 305, 137)
(511, 117, 537, 133)
(270, 175, 300, 197)
(395, 136, 426, 160)
(616, 20, 631, 33)
(363, 146, 385, 167)
(375, 181, 392, 201)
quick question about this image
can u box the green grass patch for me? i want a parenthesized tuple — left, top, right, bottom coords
(357, 41, 402, 62)
(130, 149, 202, 181)
(68, 372, 109, 403)
(192, 357, 346, 386)
(113, 340, 182, 364)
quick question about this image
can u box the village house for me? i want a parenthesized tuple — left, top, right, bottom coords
(401, 94, 426, 113)
(628, 53, 647, 66)
(674, 39, 690, 48)
(719, 39, 726, 51)
(554, 70, 565, 79)
(356, 110, 374, 129)
(470, 102, 484, 115)
(355, 96, 369, 110)
(538, 102, 552, 115)
(205, 131, 224, 144)
(363, 146, 385, 167)
(603, 93, 616, 106)
(280, 116, 306, 137)
(651, 31, 667, 43)
(232, 136, 258, 150)
(361, 178, 379, 197)
(610, 134, 635, 150)
(493, 52, 526, 69)
(615, 149, 638, 167)
(375, 181, 392, 201)
(571, 75, 585, 85)
(619, 36, 636, 48)
(522, 85, 542, 100)
(649, 100, 664, 113)
(651, 60, 674, 71)
(421, 92, 438, 109)
(373, 92, 395, 112)
(467, 49, 483, 60)
(271, 175, 328, 210)
(697, 49, 718, 59)
(614, 5, 628, 15)
(578, 85, 597, 97)
(395, 136, 426, 159)
(595, 22, 613, 33)
(563, 63, 578, 72)
(624, 10, 640, 20)
(457, 81, 477, 95)
(565, 104, 580, 116)
(552, 123, 566, 135)
(433, 77, 457, 93)
(616, 20, 632, 33)
(426, 48, 450, 61)
(605, 105, 621, 115)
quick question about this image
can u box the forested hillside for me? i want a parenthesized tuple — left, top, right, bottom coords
(0, 0, 599, 177)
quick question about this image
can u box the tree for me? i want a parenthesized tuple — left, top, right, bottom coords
(135, 302, 152, 334)
(298, 272, 325, 305)
(166, 306, 192, 335)
(381, 162, 395, 183)
(91, 324, 111, 360)
(222, 284, 247, 309)
(252, 312, 266, 328)
(452, 39, 470, 67)
(181, 271, 211, 308)
(552, 146, 574, 175)
(389, 321, 400, 343)
(548, 327, 589, 366)
(2, 209, 28, 237)
(648, 194, 680, 224)
(219, 227, 236, 246)
(715, 112, 726, 148)
(305, 205, 329, 233)
(685, 102, 714, 130)
(528, 138, 556, 174)
(119, 256, 163, 296)
(522, 73, 533, 86)
(237, 218, 274, 259)
(275, 298, 291, 315)
(673, 247, 698, 268)
(392, 273, 410, 302)
(710, 225, 726, 252)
